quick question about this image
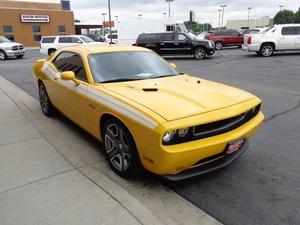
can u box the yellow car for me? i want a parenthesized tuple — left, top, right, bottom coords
(33, 44, 264, 181)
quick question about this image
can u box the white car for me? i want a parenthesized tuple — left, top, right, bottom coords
(0, 36, 25, 60)
(243, 24, 300, 57)
(197, 31, 208, 39)
(40, 35, 97, 56)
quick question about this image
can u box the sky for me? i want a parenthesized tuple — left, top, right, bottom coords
(18, 0, 300, 26)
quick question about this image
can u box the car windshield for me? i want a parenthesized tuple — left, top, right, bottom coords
(88, 51, 178, 83)
(80, 36, 95, 43)
(0, 36, 11, 43)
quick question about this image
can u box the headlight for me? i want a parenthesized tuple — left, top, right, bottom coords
(162, 130, 176, 144)
(208, 41, 214, 48)
(178, 128, 189, 138)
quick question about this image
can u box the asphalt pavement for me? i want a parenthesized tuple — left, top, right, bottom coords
(1, 48, 300, 225)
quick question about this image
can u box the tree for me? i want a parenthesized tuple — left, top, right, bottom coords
(295, 11, 300, 23)
(274, 10, 295, 24)
(184, 21, 212, 32)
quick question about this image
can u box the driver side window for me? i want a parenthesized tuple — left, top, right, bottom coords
(176, 34, 188, 41)
(52, 52, 88, 82)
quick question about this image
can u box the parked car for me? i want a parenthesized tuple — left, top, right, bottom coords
(0, 36, 25, 60)
(243, 24, 300, 57)
(205, 29, 243, 50)
(86, 34, 106, 42)
(33, 44, 264, 180)
(135, 32, 215, 60)
(40, 35, 96, 56)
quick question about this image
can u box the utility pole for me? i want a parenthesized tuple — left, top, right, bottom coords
(247, 7, 252, 28)
(218, 9, 222, 30)
(101, 12, 106, 35)
(166, 0, 174, 18)
(220, 5, 227, 28)
(108, 0, 112, 43)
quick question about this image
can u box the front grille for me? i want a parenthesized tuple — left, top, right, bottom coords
(12, 45, 23, 51)
(163, 104, 261, 145)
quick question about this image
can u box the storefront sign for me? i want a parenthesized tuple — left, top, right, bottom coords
(21, 15, 50, 23)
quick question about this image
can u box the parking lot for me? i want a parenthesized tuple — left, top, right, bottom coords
(1, 48, 300, 225)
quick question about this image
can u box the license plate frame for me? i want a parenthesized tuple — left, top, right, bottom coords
(226, 138, 246, 154)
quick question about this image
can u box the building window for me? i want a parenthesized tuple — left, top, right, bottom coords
(3, 25, 13, 33)
(5, 35, 14, 41)
(58, 26, 66, 33)
(33, 34, 42, 42)
(32, 26, 41, 33)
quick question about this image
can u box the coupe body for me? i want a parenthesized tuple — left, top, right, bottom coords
(33, 44, 264, 180)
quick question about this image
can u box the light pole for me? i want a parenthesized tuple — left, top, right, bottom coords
(218, 9, 222, 30)
(114, 15, 118, 22)
(101, 12, 106, 35)
(279, 5, 284, 11)
(108, 0, 112, 43)
(166, 0, 174, 18)
(138, 14, 142, 20)
(220, 5, 227, 28)
(163, 12, 167, 18)
(247, 7, 252, 28)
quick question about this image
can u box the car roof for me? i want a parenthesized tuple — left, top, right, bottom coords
(60, 44, 151, 55)
(42, 35, 86, 38)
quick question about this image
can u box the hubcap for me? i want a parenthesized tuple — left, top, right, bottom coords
(216, 43, 222, 50)
(105, 124, 131, 171)
(39, 85, 49, 113)
(0, 52, 5, 60)
(195, 49, 205, 59)
(262, 46, 273, 56)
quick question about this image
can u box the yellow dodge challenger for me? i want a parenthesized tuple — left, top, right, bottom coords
(33, 44, 264, 181)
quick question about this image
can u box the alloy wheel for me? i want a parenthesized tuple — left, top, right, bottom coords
(104, 124, 131, 171)
(215, 42, 223, 50)
(261, 45, 273, 57)
(0, 51, 6, 60)
(39, 84, 49, 114)
(194, 48, 206, 60)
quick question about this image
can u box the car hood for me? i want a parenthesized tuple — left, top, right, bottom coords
(103, 75, 255, 121)
(0, 42, 22, 48)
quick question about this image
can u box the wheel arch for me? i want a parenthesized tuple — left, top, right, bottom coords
(261, 42, 276, 50)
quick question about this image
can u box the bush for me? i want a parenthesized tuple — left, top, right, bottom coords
(295, 11, 300, 23)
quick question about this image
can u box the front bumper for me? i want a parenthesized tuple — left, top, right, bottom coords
(6, 49, 25, 57)
(206, 47, 215, 55)
(163, 140, 249, 181)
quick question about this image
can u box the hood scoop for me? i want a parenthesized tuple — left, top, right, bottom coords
(142, 88, 158, 92)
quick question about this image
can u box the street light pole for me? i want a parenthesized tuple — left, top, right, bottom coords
(138, 14, 142, 20)
(218, 9, 222, 30)
(166, 0, 174, 18)
(247, 7, 252, 28)
(108, 0, 112, 43)
(220, 5, 227, 28)
(279, 5, 284, 11)
(101, 12, 106, 36)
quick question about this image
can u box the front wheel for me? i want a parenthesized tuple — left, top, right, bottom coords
(193, 47, 206, 60)
(0, 50, 7, 60)
(259, 44, 274, 57)
(103, 118, 141, 178)
(39, 82, 55, 117)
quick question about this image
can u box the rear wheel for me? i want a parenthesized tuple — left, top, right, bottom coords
(193, 47, 206, 60)
(0, 50, 7, 60)
(215, 41, 223, 50)
(259, 44, 274, 57)
(103, 118, 141, 178)
(39, 82, 55, 117)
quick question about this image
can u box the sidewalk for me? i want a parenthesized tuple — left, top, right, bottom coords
(0, 76, 221, 225)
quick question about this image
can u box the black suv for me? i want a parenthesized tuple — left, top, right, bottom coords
(135, 32, 215, 60)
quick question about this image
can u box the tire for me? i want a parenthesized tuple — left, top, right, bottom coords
(38, 82, 55, 117)
(16, 55, 24, 59)
(48, 49, 56, 56)
(215, 41, 223, 50)
(193, 47, 206, 60)
(259, 43, 274, 57)
(102, 118, 141, 178)
(0, 50, 7, 60)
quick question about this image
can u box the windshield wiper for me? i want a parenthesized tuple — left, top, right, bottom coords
(101, 78, 144, 83)
(150, 74, 180, 79)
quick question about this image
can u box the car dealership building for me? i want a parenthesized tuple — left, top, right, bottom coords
(0, 0, 75, 46)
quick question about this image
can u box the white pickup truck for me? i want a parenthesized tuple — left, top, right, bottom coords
(0, 36, 25, 60)
(243, 24, 300, 57)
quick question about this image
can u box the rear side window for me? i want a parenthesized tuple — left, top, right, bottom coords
(137, 34, 158, 43)
(282, 26, 300, 35)
(215, 31, 229, 36)
(41, 37, 56, 43)
(52, 52, 88, 82)
(160, 33, 174, 41)
(229, 30, 240, 36)
(59, 37, 72, 43)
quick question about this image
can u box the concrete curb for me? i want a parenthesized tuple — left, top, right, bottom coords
(0, 75, 221, 225)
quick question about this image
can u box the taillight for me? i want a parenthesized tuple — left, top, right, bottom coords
(248, 36, 252, 45)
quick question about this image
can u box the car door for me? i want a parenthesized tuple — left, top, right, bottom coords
(174, 33, 193, 54)
(50, 51, 90, 128)
(230, 30, 243, 46)
(278, 27, 296, 50)
(159, 33, 176, 54)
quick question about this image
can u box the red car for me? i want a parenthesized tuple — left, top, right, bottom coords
(205, 29, 243, 50)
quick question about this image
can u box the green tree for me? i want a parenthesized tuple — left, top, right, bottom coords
(295, 11, 300, 23)
(274, 10, 295, 24)
(184, 21, 212, 32)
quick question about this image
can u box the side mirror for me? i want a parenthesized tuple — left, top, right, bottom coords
(61, 71, 80, 86)
(169, 63, 177, 69)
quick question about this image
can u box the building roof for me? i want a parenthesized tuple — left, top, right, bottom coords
(0, 0, 62, 10)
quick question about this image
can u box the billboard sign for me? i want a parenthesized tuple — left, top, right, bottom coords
(21, 15, 50, 23)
